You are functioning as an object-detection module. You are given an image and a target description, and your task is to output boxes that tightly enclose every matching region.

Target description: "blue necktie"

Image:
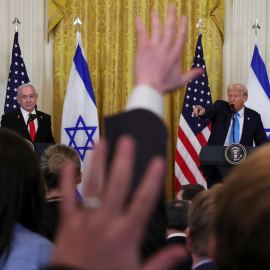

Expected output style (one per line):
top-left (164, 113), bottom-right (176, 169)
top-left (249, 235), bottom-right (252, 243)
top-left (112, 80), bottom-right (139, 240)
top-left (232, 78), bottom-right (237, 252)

top-left (230, 112), bottom-right (239, 144)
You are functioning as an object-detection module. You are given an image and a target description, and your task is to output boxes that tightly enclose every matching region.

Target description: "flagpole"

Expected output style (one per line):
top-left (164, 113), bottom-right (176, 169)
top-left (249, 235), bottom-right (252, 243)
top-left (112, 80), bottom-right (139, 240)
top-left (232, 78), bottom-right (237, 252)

top-left (74, 17), bottom-right (82, 32)
top-left (12, 15), bottom-right (21, 33)
top-left (196, 18), bottom-right (204, 35)
top-left (252, 19), bottom-right (260, 37)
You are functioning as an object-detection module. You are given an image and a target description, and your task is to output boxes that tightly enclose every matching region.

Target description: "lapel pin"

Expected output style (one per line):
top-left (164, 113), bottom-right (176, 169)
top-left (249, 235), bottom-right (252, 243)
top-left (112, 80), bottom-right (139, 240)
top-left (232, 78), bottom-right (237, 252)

top-left (247, 117), bottom-right (250, 120)
top-left (40, 116), bottom-right (43, 119)
top-left (18, 115), bottom-right (20, 118)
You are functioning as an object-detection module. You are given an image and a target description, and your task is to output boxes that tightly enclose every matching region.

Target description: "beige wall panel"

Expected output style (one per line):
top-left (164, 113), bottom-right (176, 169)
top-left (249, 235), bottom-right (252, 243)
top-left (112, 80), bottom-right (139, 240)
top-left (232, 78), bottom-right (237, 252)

top-left (223, 0), bottom-right (270, 99)
top-left (0, 0), bottom-right (53, 124)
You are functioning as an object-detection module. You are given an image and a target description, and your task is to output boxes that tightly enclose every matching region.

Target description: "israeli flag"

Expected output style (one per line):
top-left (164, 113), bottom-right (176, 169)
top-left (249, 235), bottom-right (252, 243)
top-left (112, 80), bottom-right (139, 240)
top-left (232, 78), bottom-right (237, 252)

top-left (246, 36), bottom-right (270, 141)
top-left (61, 32), bottom-right (100, 195)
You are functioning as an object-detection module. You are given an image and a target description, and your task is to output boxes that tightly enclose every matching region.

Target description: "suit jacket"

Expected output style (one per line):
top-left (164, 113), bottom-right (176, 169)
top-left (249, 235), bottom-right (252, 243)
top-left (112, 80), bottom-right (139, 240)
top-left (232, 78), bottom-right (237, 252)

top-left (104, 109), bottom-right (167, 261)
top-left (1, 108), bottom-right (55, 143)
top-left (166, 236), bottom-right (192, 270)
top-left (201, 100), bottom-right (268, 146)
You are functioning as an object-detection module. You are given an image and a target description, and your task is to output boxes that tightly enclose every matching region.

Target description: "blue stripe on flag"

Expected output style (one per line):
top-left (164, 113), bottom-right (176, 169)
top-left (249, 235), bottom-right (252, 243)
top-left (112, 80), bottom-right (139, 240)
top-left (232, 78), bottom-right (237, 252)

top-left (251, 45), bottom-right (270, 100)
top-left (73, 45), bottom-right (97, 106)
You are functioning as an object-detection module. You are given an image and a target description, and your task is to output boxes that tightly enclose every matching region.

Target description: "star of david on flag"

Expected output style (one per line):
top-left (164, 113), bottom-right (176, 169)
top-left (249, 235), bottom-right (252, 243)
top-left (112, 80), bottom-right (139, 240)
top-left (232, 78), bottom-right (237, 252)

top-left (4, 32), bottom-right (30, 114)
top-left (174, 34), bottom-right (212, 190)
top-left (65, 115), bottom-right (97, 161)
top-left (246, 35), bottom-right (270, 141)
top-left (61, 31), bottom-right (100, 195)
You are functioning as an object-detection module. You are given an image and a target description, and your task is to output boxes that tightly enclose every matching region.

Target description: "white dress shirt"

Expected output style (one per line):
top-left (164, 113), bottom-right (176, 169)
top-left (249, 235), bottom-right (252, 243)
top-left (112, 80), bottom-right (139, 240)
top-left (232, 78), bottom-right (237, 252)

top-left (125, 85), bottom-right (163, 118)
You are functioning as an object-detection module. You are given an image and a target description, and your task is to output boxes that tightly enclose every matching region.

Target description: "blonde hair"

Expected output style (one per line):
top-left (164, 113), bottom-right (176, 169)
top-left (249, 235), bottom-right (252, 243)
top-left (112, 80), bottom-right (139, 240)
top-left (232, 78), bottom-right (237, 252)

top-left (188, 184), bottom-right (223, 257)
top-left (227, 83), bottom-right (248, 97)
top-left (40, 144), bottom-right (81, 190)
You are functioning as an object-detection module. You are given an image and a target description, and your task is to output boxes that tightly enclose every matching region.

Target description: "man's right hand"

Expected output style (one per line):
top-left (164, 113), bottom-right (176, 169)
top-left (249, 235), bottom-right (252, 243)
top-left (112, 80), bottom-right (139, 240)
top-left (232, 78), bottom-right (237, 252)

top-left (193, 105), bottom-right (204, 117)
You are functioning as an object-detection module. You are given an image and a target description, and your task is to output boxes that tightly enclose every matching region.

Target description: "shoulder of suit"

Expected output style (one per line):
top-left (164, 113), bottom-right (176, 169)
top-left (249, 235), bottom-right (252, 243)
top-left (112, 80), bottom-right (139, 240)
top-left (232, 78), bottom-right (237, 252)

top-left (214, 100), bottom-right (227, 105)
top-left (244, 106), bottom-right (261, 117)
top-left (36, 110), bottom-right (51, 118)
top-left (2, 109), bottom-right (21, 118)
top-left (213, 100), bottom-right (228, 109)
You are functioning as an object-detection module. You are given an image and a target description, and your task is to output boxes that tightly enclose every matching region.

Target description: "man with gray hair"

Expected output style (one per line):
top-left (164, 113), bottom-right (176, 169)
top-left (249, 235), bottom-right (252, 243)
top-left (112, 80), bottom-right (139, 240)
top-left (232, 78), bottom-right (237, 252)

top-left (1, 84), bottom-right (55, 143)
top-left (193, 83), bottom-right (267, 147)
top-left (193, 83), bottom-right (268, 187)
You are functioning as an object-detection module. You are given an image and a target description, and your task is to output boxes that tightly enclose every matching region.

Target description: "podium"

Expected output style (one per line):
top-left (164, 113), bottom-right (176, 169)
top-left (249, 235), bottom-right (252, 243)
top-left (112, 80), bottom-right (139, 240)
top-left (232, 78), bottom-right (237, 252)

top-left (199, 146), bottom-right (255, 178)
top-left (34, 143), bottom-right (55, 160)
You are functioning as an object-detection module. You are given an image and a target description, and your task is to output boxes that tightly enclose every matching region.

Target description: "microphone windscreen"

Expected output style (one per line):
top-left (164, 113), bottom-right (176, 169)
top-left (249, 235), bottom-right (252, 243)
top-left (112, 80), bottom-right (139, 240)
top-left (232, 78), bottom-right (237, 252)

top-left (229, 104), bottom-right (235, 114)
top-left (29, 114), bottom-right (37, 121)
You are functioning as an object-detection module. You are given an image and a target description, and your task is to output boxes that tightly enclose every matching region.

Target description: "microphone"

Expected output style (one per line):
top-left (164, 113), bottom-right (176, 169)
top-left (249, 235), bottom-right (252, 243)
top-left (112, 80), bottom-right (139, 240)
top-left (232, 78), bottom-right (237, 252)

top-left (27, 114), bottom-right (37, 126)
top-left (229, 104), bottom-right (235, 114)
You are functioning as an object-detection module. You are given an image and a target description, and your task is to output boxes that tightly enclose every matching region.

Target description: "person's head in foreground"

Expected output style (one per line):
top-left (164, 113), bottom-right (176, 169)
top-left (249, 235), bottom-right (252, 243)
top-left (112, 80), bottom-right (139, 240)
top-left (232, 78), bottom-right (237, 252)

top-left (215, 143), bottom-right (270, 270)
top-left (177, 183), bottom-right (205, 203)
top-left (40, 144), bottom-right (82, 198)
top-left (0, 127), bottom-right (46, 266)
top-left (187, 184), bottom-right (223, 268)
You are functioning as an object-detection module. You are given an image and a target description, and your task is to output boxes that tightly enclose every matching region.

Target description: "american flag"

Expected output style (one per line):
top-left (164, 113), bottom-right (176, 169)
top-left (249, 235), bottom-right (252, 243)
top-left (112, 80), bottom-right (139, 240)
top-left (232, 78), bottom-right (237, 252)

top-left (174, 34), bottom-right (212, 190)
top-left (4, 32), bottom-right (30, 114)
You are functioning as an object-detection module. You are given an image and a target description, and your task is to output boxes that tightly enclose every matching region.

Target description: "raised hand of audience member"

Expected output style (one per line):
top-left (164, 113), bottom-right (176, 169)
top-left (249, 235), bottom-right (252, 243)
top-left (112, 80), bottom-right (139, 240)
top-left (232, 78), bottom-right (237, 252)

top-left (135, 4), bottom-right (204, 95)
top-left (50, 137), bottom-right (187, 270)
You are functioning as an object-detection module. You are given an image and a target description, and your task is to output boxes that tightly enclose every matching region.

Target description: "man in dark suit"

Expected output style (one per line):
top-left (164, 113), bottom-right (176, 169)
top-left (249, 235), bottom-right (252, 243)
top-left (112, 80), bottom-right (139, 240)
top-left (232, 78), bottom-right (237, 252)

top-left (165, 200), bottom-right (192, 270)
top-left (193, 83), bottom-right (268, 186)
top-left (1, 84), bottom-right (55, 143)
top-left (165, 200), bottom-right (189, 246)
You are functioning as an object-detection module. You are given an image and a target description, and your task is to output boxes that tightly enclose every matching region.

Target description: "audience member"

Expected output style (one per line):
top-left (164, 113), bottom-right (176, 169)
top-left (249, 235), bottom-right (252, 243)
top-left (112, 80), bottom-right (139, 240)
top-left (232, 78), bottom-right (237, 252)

top-left (39, 144), bottom-right (82, 242)
top-left (215, 144), bottom-right (270, 270)
top-left (166, 200), bottom-right (192, 270)
top-left (165, 200), bottom-right (189, 246)
top-left (186, 184), bottom-right (223, 270)
top-left (0, 128), bottom-right (53, 269)
top-left (176, 184), bottom-right (205, 203)
top-left (103, 3), bottom-right (203, 261)
top-left (46, 4), bottom-right (203, 270)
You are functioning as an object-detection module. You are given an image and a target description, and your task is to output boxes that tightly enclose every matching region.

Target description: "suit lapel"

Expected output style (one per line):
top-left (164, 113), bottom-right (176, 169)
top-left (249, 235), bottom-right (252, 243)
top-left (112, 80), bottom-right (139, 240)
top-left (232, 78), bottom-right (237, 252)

top-left (16, 109), bottom-right (32, 141)
top-left (35, 111), bottom-right (43, 141)
top-left (241, 107), bottom-right (250, 144)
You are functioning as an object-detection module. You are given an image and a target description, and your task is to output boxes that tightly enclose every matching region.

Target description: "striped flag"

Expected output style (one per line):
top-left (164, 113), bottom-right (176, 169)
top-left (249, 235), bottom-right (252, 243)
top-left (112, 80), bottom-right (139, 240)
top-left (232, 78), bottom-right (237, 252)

top-left (246, 36), bottom-right (270, 141)
top-left (61, 32), bottom-right (100, 195)
top-left (174, 34), bottom-right (212, 191)
top-left (4, 32), bottom-right (30, 114)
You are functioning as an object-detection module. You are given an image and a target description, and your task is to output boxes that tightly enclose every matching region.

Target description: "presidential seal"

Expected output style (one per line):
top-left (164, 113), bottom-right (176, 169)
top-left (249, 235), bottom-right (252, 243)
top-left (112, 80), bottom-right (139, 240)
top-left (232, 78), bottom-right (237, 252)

top-left (225, 143), bottom-right (247, 165)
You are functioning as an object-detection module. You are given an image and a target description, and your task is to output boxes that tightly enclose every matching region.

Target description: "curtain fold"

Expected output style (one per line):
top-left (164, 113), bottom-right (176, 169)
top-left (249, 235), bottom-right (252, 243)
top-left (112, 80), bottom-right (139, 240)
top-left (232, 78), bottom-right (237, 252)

top-left (49, 0), bottom-right (224, 200)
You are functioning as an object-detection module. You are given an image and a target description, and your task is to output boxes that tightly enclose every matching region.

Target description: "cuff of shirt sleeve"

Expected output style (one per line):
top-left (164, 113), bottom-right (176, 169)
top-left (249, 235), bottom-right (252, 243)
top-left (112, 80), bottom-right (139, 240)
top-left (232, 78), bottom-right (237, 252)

top-left (125, 85), bottom-right (163, 118)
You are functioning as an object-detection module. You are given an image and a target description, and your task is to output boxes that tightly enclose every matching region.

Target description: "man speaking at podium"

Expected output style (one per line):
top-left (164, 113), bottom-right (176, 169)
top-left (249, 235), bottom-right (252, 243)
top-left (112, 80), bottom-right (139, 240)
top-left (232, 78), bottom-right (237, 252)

top-left (193, 83), bottom-right (268, 186)
top-left (1, 84), bottom-right (55, 143)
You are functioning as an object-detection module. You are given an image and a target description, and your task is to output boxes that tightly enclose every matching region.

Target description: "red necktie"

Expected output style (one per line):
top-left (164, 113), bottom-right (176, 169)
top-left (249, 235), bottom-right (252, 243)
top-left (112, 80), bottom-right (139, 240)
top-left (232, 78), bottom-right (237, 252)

top-left (29, 114), bottom-right (36, 142)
